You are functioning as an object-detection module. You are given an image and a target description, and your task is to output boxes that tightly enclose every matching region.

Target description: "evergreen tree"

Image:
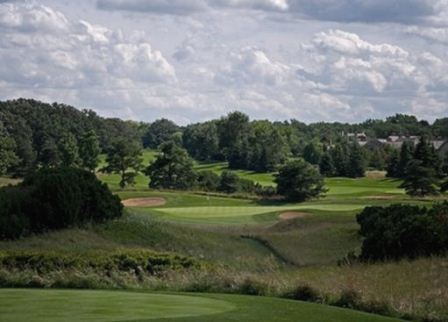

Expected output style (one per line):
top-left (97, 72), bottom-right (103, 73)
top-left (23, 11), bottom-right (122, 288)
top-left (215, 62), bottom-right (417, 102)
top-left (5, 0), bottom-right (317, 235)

top-left (347, 143), bottom-right (366, 178)
top-left (397, 141), bottom-right (414, 178)
top-left (103, 139), bottom-right (143, 188)
top-left (330, 143), bottom-right (349, 176)
top-left (386, 149), bottom-right (400, 178)
top-left (275, 159), bottom-right (326, 202)
top-left (79, 130), bottom-right (101, 172)
top-left (319, 152), bottom-right (335, 177)
top-left (145, 141), bottom-right (196, 190)
top-left (400, 160), bottom-right (439, 196)
top-left (414, 136), bottom-right (439, 169)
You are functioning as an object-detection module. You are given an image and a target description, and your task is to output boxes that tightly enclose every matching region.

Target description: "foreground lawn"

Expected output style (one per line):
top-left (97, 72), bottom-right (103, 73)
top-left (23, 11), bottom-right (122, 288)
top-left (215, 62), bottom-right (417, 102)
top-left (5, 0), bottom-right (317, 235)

top-left (0, 289), bottom-right (402, 322)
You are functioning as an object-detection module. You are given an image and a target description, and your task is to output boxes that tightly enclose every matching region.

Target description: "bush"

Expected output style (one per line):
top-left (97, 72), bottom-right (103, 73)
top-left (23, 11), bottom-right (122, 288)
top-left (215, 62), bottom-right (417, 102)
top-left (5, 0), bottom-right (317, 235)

top-left (283, 285), bottom-right (321, 302)
top-left (237, 278), bottom-right (267, 296)
top-left (357, 203), bottom-right (448, 261)
top-left (0, 167), bottom-right (122, 239)
top-left (334, 289), bottom-right (361, 309)
top-left (196, 171), bottom-right (220, 192)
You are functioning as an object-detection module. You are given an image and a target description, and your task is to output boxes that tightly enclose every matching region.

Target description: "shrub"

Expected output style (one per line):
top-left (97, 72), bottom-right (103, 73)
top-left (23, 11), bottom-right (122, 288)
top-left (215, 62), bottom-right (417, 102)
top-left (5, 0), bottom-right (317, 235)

top-left (0, 167), bottom-right (122, 239)
top-left (237, 278), bottom-right (267, 296)
top-left (196, 171), bottom-right (220, 192)
top-left (357, 203), bottom-right (448, 261)
top-left (334, 289), bottom-right (361, 309)
top-left (283, 285), bottom-right (321, 302)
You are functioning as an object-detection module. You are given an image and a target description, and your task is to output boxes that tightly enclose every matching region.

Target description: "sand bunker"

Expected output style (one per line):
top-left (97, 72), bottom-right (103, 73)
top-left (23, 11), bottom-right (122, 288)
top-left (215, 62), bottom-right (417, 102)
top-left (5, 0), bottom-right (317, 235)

top-left (363, 195), bottom-right (397, 200)
top-left (122, 197), bottom-right (166, 207)
top-left (279, 211), bottom-right (310, 220)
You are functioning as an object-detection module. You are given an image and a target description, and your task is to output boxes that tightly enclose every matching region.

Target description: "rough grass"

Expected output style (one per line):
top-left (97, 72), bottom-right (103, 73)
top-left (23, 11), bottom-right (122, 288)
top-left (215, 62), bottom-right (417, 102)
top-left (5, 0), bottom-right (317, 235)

top-left (0, 289), bottom-right (403, 322)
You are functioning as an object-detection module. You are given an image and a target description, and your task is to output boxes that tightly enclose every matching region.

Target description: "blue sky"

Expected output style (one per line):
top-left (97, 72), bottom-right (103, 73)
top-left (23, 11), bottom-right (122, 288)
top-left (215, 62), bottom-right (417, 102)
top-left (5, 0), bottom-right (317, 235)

top-left (1, 0), bottom-right (448, 124)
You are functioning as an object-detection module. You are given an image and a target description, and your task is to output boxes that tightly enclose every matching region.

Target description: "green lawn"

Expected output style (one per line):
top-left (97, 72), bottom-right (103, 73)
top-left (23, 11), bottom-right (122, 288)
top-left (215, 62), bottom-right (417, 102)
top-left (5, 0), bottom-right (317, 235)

top-left (0, 289), bottom-right (403, 322)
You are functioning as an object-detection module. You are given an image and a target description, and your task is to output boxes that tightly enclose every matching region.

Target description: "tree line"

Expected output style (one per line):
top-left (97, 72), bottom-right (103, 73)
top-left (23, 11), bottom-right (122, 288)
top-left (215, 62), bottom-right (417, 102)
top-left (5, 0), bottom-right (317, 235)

top-left (1, 99), bottom-right (447, 189)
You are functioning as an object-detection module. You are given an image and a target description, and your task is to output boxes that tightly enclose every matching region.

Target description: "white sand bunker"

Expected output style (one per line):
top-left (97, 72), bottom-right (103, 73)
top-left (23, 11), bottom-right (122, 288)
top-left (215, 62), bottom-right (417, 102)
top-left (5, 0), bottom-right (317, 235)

top-left (122, 197), bottom-right (166, 207)
top-left (279, 211), bottom-right (310, 220)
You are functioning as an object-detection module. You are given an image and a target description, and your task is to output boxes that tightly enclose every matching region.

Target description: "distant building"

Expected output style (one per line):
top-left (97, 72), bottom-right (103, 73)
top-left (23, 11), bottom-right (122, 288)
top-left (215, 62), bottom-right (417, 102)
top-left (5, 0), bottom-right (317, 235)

top-left (346, 132), bottom-right (368, 146)
top-left (343, 132), bottom-right (447, 155)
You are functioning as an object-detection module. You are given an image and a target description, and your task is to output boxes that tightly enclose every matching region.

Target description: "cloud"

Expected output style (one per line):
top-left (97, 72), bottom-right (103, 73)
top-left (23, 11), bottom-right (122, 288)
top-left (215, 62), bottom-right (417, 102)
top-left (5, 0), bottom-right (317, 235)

top-left (97, 0), bottom-right (208, 15)
top-left (215, 47), bottom-right (290, 86)
top-left (0, 2), bottom-right (176, 90)
top-left (97, 0), bottom-right (288, 14)
top-left (96, 0), bottom-right (446, 25)
top-left (288, 0), bottom-right (437, 24)
top-left (297, 29), bottom-right (421, 95)
top-left (406, 26), bottom-right (448, 45)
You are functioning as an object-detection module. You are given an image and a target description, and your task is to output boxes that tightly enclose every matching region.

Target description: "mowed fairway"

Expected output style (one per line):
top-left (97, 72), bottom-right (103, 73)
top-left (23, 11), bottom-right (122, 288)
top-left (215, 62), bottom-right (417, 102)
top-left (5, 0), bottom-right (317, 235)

top-left (0, 289), bottom-right (403, 322)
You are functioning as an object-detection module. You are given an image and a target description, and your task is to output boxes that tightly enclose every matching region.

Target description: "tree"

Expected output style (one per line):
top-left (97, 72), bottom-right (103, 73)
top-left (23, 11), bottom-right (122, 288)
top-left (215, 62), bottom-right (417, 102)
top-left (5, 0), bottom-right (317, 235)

top-left (397, 141), bottom-right (414, 178)
top-left (400, 160), bottom-right (439, 196)
top-left (275, 159), bottom-right (326, 202)
top-left (40, 137), bottom-right (60, 167)
top-left (103, 139), bottom-right (143, 188)
top-left (303, 142), bottom-right (322, 165)
top-left (182, 122), bottom-right (220, 161)
top-left (145, 141), bottom-right (196, 190)
top-left (196, 171), bottom-right (220, 192)
top-left (79, 130), bottom-right (101, 172)
top-left (330, 143), bottom-right (349, 176)
top-left (218, 170), bottom-right (241, 194)
top-left (217, 112), bottom-right (250, 148)
top-left (143, 119), bottom-right (179, 149)
top-left (386, 149), bottom-right (400, 178)
top-left (319, 152), bottom-right (335, 177)
top-left (58, 133), bottom-right (80, 167)
top-left (0, 126), bottom-right (19, 175)
top-left (414, 136), bottom-right (438, 169)
top-left (347, 143), bottom-right (366, 178)
top-left (442, 180), bottom-right (448, 193)
top-left (248, 121), bottom-right (288, 172)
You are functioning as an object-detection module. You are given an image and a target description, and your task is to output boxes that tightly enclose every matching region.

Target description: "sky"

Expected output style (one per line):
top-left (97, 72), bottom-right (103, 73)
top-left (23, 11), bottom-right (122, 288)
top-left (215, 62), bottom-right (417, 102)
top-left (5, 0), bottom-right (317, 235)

top-left (1, 0), bottom-right (448, 124)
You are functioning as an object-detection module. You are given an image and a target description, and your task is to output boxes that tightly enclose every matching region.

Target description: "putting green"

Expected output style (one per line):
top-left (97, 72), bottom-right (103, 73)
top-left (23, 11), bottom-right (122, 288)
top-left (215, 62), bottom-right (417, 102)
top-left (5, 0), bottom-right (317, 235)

top-left (0, 289), bottom-right (234, 322)
top-left (0, 289), bottom-right (403, 322)
top-left (149, 204), bottom-right (365, 223)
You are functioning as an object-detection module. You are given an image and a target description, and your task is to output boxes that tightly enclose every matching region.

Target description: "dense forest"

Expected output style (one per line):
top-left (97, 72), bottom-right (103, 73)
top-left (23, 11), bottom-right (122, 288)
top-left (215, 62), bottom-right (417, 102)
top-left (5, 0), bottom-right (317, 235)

top-left (1, 98), bottom-right (447, 180)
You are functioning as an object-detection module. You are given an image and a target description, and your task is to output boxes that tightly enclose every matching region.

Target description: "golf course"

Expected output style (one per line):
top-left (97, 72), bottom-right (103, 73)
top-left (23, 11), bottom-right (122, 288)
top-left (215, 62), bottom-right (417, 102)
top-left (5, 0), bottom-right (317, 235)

top-left (2, 154), bottom-right (446, 321)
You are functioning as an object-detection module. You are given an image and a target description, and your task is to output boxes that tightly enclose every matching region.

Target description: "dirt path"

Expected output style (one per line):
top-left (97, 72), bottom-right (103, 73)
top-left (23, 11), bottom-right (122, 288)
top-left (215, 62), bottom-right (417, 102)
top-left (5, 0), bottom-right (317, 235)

top-left (122, 197), bottom-right (166, 207)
